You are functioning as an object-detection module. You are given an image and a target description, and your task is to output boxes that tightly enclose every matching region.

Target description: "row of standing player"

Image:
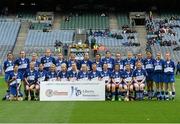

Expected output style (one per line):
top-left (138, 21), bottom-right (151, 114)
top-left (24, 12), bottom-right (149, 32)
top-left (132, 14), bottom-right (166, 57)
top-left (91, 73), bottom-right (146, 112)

top-left (3, 49), bottom-right (176, 101)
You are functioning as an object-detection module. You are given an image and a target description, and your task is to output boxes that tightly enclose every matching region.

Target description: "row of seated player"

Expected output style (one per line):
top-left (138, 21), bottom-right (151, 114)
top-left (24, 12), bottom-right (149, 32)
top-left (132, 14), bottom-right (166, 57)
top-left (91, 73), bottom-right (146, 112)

top-left (2, 50), bottom-right (176, 101)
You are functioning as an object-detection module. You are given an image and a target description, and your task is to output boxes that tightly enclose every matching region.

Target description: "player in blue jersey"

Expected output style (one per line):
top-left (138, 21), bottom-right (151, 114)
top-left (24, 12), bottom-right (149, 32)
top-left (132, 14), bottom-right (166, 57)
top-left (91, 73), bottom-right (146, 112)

top-left (88, 63), bottom-right (101, 80)
top-left (102, 51), bottom-right (115, 71)
top-left (108, 64), bottom-right (122, 101)
top-left (40, 49), bottom-right (56, 71)
top-left (78, 64), bottom-right (89, 80)
top-left (24, 62), bottom-right (39, 100)
top-left (124, 52), bottom-right (135, 70)
top-left (45, 64), bottom-right (58, 81)
top-left (8, 65), bottom-right (23, 101)
top-left (164, 52), bottom-right (176, 100)
top-left (31, 53), bottom-right (40, 71)
top-left (114, 52), bottom-right (124, 71)
top-left (93, 54), bottom-right (103, 72)
top-left (67, 53), bottom-right (80, 71)
top-left (55, 52), bottom-right (67, 73)
top-left (99, 63), bottom-right (111, 99)
top-left (100, 63), bottom-right (111, 82)
top-left (58, 63), bottom-right (69, 81)
top-left (68, 62), bottom-right (79, 81)
top-left (133, 62), bottom-right (147, 100)
top-left (121, 64), bottom-right (133, 101)
top-left (80, 53), bottom-right (92, 71)
top-left (15, 51), bottom-right (30, 99)
top-left (144, 51), bottom-right (155, 99)
top-left (2, 52), bottom-right (14, 100)
top-left (15, 50), bottom-right (30, 75)
top-left (135, 53), bottom-right (145, 69)
top-left (153, 52), bottom-right (165, 100)
top-left (37, 63), bottom-right (47, 83)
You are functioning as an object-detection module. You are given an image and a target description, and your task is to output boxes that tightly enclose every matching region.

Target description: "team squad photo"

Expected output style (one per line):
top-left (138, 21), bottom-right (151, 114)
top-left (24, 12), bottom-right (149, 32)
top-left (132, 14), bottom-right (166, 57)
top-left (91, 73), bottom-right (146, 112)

top-left (2, 49), bottom-right (176, 101)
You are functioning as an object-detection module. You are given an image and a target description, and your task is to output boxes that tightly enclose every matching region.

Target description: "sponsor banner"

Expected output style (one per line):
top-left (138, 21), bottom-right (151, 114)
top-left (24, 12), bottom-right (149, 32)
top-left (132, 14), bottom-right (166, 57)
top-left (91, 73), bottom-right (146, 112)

top-left (40, 78), bottom-right (105, 101)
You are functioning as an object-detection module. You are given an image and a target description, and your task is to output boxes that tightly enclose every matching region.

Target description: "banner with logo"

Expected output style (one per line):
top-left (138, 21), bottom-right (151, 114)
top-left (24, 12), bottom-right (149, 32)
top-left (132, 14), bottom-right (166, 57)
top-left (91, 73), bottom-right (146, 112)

top-left (40, 78), bottom-right (105, 101)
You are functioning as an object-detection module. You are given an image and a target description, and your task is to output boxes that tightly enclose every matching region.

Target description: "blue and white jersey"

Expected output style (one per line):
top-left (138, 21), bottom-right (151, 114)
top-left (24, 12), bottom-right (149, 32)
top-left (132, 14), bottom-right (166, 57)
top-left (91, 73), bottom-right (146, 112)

top-left (144, 58), bottom-right (155, 73)
top-left (58, 71), bottom-right (68, 81)
top-left (88, 71), bottom-right (100, 80)
top-left (102, 57), bottom-right (115, 71)
top-left (24, 69), bottom-right (38, 84)
top-left (154, 59), bottom-right (164, 73)
top-left (93, 61), bottom-right (103, 71)
top-left (68, 70), bottom-right (79, 80)
top-left (133, 69), bottom-right (147, 81)
top-left (46, 71), bottom-right (58, 81)
top-left (8, 71), bottom-right (23, 86)
top-left (123, 58), bottom-right (135, 70)
top-left (41, 56), bottom-right (56, 71)
top-left (3, 60), bottom-right (14, 74)
top-left (67, 60), bottom-right (79, 71)
top-left (55, 59), bottom-right (67, 72)
top-left (80, 60), bottom-right (92, 71)
top-left (31, 61), bottom-right (40, 71)
top-left (114, 59), bottom-right (124, 71)
top-left (110, 71), bottom-right (122, 82)
top-left (135, 58), bottom-right (145, 69)
top-left (122, 70), bottom-right (133, 82)
top-left (37, 70), bottom-right (47, 82)
top-left (164, 60), bottom-right (175, 75)
top-left (100, 70), bottom-right (111, 80)
top-left (15, 58), bottom-right (30, 73)
top-left (78, 71), bottom-right (89, 80)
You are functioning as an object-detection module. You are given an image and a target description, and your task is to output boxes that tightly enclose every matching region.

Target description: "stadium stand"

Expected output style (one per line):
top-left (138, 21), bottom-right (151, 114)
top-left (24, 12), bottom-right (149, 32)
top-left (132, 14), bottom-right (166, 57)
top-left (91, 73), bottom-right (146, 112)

top-left (0, 21), bottom-right (21, 62)
top-left (60, 13), bottom-right (109, 29)
top-left (24, 30), bottom-right (74, 55)
top-left (117, 13), bottom-right (130, 28)
top-left (146, 17), bottom-right (180, 63)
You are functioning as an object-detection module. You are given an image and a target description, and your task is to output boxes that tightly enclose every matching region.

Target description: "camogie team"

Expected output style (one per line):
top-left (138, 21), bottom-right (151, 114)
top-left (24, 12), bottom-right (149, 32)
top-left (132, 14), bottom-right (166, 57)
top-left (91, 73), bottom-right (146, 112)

top-left (2, 49), bottom-right (176, 101)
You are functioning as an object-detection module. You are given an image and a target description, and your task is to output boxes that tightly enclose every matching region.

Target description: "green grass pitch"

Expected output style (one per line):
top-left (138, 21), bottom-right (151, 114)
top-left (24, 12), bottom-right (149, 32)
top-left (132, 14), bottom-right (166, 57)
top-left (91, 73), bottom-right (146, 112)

top-left (0, 76), bottom-right (180, 123)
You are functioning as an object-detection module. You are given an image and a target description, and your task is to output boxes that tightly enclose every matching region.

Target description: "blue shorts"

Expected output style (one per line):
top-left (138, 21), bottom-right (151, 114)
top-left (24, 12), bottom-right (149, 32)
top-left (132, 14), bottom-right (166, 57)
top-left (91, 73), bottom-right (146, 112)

top-left (146, 72), bottom-right (154, 81)
top-left (164, 74), bottom-right (175, 83)
top-left (4, 73), bottom-right (10, 82)
top-left (10, 84), bottom-right (23, 97)
top-left (119, 82), bottom-right (127, 86)
top-left (153, 73), bottom-right (164, 83)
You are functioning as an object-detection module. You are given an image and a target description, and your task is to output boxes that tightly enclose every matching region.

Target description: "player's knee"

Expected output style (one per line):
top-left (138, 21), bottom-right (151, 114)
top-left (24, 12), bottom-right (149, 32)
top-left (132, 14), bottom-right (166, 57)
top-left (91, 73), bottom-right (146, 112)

top-left (134, 83), bottom-right (139, 90)
top-left (26, 85), bottom-right (30, 90)
top-left (140, 84), bottom-right (145, 90)
top-left (36, 85), bottom-right (40, 90)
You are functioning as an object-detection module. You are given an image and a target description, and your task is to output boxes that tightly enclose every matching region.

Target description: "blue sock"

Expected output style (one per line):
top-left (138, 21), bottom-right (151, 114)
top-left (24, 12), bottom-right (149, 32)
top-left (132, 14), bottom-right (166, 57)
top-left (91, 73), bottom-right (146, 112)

top-left (139, 90), bottom-right (144, 99)
top-left (112, 92), bottom-right (116, 97)
top-left (136, 91), bottom-right (140, 99)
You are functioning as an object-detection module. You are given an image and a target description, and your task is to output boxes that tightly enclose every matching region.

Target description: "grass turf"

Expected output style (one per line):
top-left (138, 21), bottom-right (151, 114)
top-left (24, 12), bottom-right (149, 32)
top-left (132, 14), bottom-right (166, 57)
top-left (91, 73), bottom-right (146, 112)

top-left (0, 76), bottom-right (180, 123)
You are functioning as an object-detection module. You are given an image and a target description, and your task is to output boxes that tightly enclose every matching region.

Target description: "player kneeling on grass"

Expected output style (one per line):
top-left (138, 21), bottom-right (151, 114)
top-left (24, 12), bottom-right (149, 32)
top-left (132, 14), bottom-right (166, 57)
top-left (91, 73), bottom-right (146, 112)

top-left (24, 62), bottom-right (38, 101)
top-left (100, 63), bottom-right (111, 100)
top-left (8, 65), bottom-right (23, 101)
top-left (108, 64), bottom-right (122, 101)
top-left (121, 64), bottom-right (134, 101)
top-left (133, 62), bottom-right (147, 100)
top-left (164, 52), bottom-right (176, 100)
